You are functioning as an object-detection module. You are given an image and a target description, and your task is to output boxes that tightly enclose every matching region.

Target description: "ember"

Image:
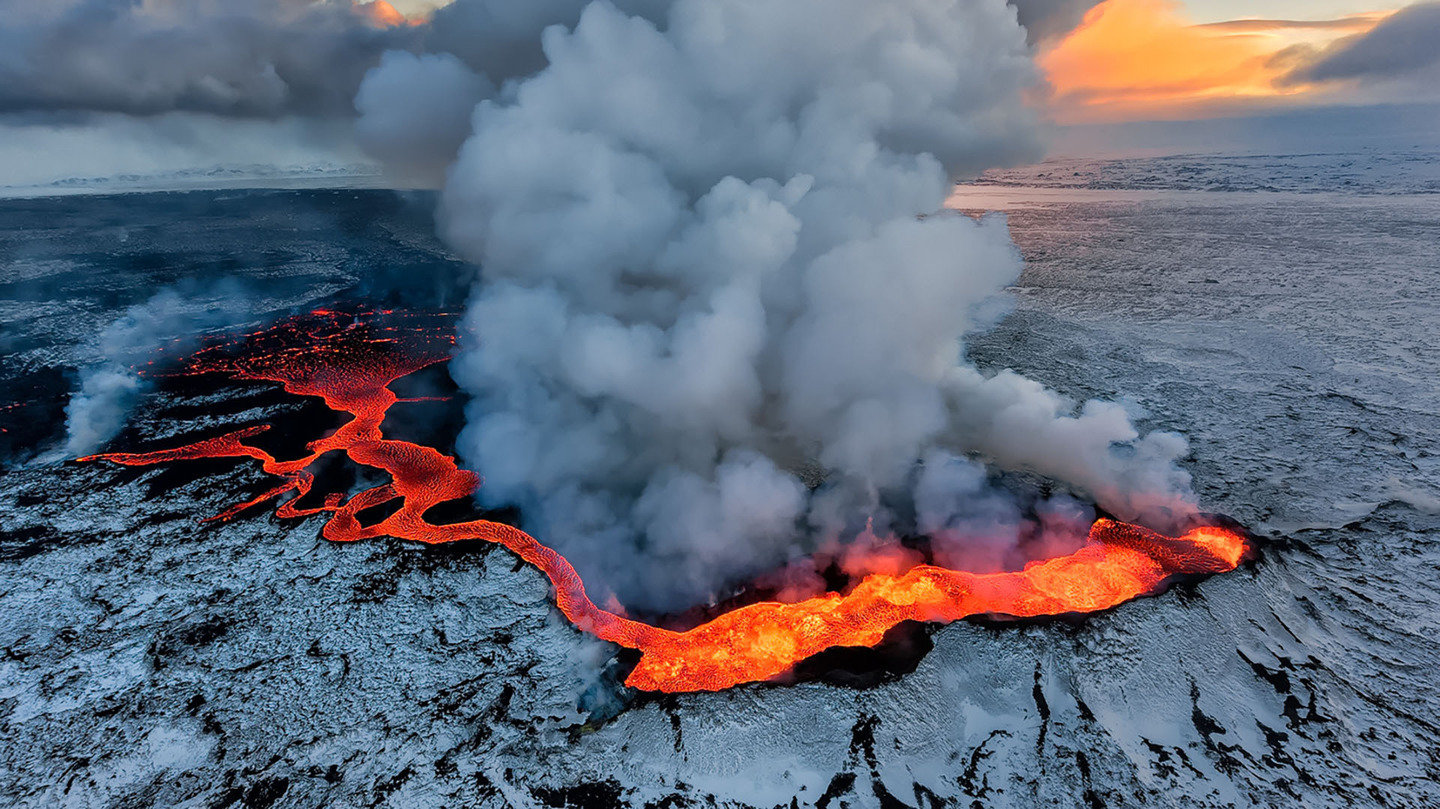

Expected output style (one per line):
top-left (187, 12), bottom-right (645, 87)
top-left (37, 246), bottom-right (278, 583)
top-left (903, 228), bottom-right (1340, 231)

top-left (82, 310), bottom-right (1250, 693)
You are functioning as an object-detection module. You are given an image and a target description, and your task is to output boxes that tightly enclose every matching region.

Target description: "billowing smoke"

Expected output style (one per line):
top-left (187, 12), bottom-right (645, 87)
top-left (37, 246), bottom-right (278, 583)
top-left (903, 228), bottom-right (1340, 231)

top-left (353, 0), bottom-right (671, 185)
top-left (350, 0), bottom-right (1201, 613)
top-left (61, 282), bottom-right (261, 457)
top-left (351, 0), bottom-right (1101, 183)
top-left (354, 51), bottom-right (494, 185)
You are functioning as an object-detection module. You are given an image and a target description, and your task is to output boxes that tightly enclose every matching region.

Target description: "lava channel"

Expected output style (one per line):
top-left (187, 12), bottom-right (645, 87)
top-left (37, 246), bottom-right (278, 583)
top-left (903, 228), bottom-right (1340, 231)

top-left (80, 308), bottom-right (1253, 693)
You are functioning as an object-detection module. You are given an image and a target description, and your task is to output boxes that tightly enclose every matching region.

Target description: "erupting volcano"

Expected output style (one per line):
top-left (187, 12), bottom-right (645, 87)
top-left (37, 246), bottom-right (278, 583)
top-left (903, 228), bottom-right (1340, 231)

top-left (81, 310), bottom-right (1251, 693)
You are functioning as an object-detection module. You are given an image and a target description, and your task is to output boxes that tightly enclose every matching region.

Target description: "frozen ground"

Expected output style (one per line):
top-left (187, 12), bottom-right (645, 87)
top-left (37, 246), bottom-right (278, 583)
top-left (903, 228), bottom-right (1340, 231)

top-left (973, 148), bottom-right (1440, 195)
top-left (1, 178), bottom-right (1438, 807)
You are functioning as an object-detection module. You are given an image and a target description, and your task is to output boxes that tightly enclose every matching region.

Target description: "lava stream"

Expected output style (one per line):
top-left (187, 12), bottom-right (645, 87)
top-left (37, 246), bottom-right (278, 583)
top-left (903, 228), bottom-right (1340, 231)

top-left (81, 310), bottom-right (1251, 693)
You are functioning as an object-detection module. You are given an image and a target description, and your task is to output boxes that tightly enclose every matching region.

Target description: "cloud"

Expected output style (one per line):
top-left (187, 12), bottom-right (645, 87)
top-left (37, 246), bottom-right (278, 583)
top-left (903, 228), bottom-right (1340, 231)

top-left (1197, 15), bottom-right (1389, 35)
top-left (0, 112), bottom-right (369, 194)
top-left (351, 0), bottom-right (674, 184)
top-left (1286, 2), bottom-right (1440, 85)
top-left (0, 0), bottom-right (418, 118)
top-left (421, 0), bottom-right (669, 81)
top-left (1009, 0), bottom-right (1104, 44)
top-left (1037, 0), bottom-right (1382, 122)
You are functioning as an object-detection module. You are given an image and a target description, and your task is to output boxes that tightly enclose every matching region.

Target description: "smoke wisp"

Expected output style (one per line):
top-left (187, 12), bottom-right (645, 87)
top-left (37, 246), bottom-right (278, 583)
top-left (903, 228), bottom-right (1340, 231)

top-left (61, 281), bottom-right (262, 458)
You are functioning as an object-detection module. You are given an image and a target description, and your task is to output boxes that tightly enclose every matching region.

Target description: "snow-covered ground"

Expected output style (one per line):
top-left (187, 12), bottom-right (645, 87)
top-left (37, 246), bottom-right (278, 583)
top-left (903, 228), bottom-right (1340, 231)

top-left (0, 163), bottom-right (387, 200)
top-left (1, 175), bottom-right (1438, 807)
top-left (971, 149), bottom-right (1440, 196)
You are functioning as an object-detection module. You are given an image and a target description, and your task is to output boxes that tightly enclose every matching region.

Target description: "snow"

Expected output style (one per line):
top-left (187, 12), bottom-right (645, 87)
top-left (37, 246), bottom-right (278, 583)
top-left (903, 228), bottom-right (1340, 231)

top-left (1, 175), bottom-right (1438, 806)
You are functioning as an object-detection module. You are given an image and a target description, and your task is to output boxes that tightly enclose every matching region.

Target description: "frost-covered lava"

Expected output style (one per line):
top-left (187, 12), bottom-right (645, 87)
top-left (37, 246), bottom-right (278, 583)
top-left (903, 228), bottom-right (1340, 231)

top-left (80, 309), bottom-right (1251, 693)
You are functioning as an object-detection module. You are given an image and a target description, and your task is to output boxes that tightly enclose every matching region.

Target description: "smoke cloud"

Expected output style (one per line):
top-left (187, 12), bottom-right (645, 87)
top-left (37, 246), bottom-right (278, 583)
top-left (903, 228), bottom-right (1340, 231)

top-left (347, 0), bottom-right (1204, 613)
top-left (61, 282), bottom-right (262, 457)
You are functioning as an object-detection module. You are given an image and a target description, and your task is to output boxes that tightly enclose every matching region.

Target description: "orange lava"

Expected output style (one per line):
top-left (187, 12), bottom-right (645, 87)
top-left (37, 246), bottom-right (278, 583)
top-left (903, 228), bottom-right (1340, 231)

top-left (81, 309), bottom-right (1251, 693)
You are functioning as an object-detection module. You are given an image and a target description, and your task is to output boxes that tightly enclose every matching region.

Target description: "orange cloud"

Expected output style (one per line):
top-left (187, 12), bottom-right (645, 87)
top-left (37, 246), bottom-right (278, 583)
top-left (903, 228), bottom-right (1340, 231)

top-left (359, 1), bottom-right (424, 28)
top-left (1196, 13), bottom-right (1389, 35)
top-left (1039, 0), bottom-right (1392, 123)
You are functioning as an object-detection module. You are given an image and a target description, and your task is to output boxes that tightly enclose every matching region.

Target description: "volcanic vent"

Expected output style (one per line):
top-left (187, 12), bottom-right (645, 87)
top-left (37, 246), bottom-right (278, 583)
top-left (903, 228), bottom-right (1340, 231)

top-left (79, 309), bottom-right (1251, 693)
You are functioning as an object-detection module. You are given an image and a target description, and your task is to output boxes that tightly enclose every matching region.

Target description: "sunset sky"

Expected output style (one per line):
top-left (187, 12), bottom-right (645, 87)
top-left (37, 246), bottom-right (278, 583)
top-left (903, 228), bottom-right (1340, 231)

top-left (1039, 0), bottom-right (1434, 123)
top-left (0, 0), bottom-right (1435, 190)
top-left (1180, 1), bottom-right (1389, 22)
top-left (382, 0), bottom-right (1432, 125)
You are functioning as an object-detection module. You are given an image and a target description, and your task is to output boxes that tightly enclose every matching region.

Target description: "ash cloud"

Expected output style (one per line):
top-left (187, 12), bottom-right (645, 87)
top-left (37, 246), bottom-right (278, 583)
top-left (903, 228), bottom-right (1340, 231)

top-left (353, 0), bottom-right (1203, 613)
top-left (61, 281), bottom-right (262, 458)
top-left (1285, 2), bottom-right (1440, 86)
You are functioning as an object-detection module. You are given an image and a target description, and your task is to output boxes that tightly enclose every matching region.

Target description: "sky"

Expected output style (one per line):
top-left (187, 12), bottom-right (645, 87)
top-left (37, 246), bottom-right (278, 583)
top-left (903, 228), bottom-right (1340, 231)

top-left (1181, 1), bottom-right (1393, 23)
top-left (0, 0), bottom-right (1435, 192)
top-left (1039, 0), bottom-right (1426, 123)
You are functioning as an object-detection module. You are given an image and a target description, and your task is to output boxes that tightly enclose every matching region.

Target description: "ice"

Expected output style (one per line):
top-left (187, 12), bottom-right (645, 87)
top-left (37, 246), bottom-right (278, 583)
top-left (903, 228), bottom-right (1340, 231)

top-left (2, 174), bottom-right (1438, 806)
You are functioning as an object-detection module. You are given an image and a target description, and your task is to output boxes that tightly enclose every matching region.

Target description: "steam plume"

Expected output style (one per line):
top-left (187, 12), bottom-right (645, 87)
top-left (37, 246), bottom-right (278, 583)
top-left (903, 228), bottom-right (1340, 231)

top-left (350, 0), bottom-right (1099, 183)
top-left (354, 0), bottom-right (1200, 612)
top-left (62, 282), bottom-right (260, 457)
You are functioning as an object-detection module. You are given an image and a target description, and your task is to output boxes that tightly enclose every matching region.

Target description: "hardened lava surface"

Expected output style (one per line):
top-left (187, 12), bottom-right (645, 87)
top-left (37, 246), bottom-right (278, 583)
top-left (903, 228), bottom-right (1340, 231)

top-left (2, 186), bottom-right (1439, 807)
top-left (82, 309), bottom-right (1247, 694)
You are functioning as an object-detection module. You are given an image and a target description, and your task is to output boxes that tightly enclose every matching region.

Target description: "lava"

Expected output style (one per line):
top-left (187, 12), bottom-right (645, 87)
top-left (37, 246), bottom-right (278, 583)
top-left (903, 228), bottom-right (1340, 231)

top-left (81, 309), bottom-right (1251, 693)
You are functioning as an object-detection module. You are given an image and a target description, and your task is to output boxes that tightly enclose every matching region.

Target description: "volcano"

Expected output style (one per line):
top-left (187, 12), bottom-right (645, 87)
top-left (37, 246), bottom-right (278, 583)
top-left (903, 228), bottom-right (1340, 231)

top-left (3, 187), bottom-right (1437, 807)
top-left (80, 308), bottom-right (1250, 693)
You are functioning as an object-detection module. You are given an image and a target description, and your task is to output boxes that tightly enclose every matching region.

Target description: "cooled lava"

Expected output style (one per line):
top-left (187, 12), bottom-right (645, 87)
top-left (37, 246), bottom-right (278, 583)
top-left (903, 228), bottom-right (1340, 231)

top-left (81, 309), bottom-right (1251, 693)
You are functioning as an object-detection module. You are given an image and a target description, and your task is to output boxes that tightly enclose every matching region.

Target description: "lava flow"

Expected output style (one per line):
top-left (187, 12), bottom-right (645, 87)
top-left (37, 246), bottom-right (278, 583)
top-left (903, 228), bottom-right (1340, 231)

top-left (81, 309), bottom-right (1252, 693)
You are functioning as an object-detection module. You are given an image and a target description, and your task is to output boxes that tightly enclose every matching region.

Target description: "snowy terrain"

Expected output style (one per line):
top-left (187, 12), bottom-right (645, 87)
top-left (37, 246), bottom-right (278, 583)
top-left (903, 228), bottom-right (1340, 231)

top-left (0, 164), bottom-right (387, 201)
top-left (974, 149), bottom-right (1440, 196)
top-left (1, 175), bottom-right (1438, 807)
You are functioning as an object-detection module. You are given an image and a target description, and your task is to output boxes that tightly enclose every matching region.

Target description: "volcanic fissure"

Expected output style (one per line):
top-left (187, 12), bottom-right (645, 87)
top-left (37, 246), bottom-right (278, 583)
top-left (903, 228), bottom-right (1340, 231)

top-left (81, 310), bottom-right (1250, 693)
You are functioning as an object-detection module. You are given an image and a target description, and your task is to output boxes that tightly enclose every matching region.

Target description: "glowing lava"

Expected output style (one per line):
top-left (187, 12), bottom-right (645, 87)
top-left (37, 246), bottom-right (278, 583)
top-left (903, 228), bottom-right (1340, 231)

top-left (82, 310), bottom-right (1251, 693)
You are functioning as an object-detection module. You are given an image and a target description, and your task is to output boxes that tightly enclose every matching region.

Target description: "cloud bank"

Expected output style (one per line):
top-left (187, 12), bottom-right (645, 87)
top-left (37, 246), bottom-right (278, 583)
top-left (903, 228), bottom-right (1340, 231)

top-left (0, 0), bottom-right (1105, 189)
top-left (0, 0), bottom-right (418, 119)
top-left (1009, 0), bottom-right (1103, 44)
top-left (1287, 2), bottom-right (1440, 86)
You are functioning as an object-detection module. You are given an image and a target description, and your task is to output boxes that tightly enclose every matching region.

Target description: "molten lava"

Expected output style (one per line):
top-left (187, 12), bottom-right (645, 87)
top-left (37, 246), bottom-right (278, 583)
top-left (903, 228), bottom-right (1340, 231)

top-left (81, 309), bottom-right (1251, 693)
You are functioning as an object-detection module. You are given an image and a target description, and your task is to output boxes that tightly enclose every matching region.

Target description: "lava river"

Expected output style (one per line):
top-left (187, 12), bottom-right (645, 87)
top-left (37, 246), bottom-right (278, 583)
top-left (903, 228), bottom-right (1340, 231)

top-left (80, 310), bottom-right (1251, 693)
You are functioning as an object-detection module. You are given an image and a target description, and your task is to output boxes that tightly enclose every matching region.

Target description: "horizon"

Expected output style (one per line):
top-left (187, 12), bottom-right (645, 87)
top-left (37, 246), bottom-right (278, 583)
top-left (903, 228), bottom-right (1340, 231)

top-left (0, 0), bottom-right (1436, 194)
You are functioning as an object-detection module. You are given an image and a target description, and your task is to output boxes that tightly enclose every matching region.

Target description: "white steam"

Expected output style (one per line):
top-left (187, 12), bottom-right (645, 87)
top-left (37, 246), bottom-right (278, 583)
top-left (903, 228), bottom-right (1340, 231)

top-left (361, 0), bottom-right (1198, 611)
top-left (61, 283), bottom-right (260, 458)
top-left (354, 51), bottom-right (494, 186)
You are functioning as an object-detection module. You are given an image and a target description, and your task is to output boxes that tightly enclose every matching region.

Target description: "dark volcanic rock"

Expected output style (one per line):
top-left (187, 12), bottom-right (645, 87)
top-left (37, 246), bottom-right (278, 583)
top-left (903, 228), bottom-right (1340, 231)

top-left (2, 184), bottom-right (1439, 807)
